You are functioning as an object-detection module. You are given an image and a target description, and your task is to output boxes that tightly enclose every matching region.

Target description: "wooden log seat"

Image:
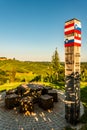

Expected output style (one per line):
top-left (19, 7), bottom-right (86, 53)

top-left (5, 94), bottom-right (20, 109)
top-left (19, 96), bottom-right (34, 113)
top-left (6, 89), bottom-right (17, 95)
top-left (48, 90), bottom-right (58, 102)
top-left (39, 94), bottom-right (54, 110)
top-left (16, 84), bottom-right (30, 97)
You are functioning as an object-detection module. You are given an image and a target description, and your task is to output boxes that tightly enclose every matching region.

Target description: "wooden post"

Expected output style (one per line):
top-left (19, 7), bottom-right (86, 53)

top-left (64, 18), bottom-right (81, 125)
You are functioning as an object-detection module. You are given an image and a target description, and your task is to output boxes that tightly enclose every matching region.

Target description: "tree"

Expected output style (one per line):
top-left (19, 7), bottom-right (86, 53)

top-left (51, 48), bottom-right (60, 81)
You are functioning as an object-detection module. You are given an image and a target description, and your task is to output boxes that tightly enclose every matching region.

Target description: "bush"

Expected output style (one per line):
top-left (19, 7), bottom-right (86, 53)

top-left (80, 106), bottom-right (87, 123)
top-left (21, 78), bottom-right (26, 82)
top-left (0, 77), bottom-right (8, 85)
top-left (30, 75), bottom-right (41, 82)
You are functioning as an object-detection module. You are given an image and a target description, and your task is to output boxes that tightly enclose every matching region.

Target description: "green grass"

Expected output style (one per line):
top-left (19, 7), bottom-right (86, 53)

top-left (16, 72), bottom-right (37, 82)
top-left (0, 82), bottom-right (22, 91)
top-left (79, 82), bottom-right (87, 129)
top-left (0, 81), bottom-right (65, 92)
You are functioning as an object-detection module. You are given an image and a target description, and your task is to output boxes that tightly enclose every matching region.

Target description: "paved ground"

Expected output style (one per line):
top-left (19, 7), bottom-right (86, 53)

top-left (0, 90), bottom-right (84, 130)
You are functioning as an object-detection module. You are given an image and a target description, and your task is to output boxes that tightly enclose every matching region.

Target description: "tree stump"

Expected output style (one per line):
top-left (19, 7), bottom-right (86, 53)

top-left (39, 94), bottom-right (54, 110)
top-left (5, 94), bottom-right (20, 109)
top-left (48, 90), bottom-right (58, 102)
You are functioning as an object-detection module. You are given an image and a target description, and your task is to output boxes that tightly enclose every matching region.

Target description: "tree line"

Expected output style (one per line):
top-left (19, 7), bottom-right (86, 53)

top-left (0, 49), bottom-right (87, 85)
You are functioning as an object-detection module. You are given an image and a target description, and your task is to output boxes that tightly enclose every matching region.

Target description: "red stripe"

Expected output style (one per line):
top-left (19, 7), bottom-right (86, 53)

top-left (64, 43), bottom-right (81, 47)
top-left (64, 30), bottom-right (74, 35)
top-left (74, 30), bottom-right (81, 34)
top-left (64, 23), bottom-right (74, 29)
top-left (74, 36), bottom-right (81, 40)
top-left (65, 29), bottom-right (81, 35)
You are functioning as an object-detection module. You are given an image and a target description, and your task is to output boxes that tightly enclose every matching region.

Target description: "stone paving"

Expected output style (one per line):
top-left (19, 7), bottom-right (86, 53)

top-left (0, 90), bottom-right (84, 130)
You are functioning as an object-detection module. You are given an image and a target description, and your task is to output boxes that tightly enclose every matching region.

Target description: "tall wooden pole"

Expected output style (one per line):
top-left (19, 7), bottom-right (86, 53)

top-left (64, 18), bottom-right (81, 124)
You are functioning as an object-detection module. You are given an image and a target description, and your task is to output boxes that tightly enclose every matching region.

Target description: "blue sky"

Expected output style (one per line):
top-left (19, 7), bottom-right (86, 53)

top-left (0, 0), bottom-right (87, 61)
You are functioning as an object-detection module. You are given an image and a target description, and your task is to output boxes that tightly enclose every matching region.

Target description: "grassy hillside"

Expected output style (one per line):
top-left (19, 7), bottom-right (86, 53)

top-left (0, 60), bottom-right (50, 74)
top-left (0, 59), bottom-right (51, 84)
top-left (0, 60), bottom-right (87, 85)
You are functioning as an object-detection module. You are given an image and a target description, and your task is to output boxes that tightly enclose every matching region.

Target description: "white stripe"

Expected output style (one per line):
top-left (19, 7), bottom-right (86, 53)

top-left (65, 34), bottom-right (81, 40)
top-left (75, 33), bottom-right (81, 37)
top-left (64, 26), bottom-right (74, 32)
top-left (64, 36), bottom-right (74, 40)
top-left (65, 21), bottom-right (73, 25)
top-left (74, 20), bottom-right (81, 26)
top-left (75, 39), bottom-right (81, 43)
top-left (75, 24), bottom-right (81, 28)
